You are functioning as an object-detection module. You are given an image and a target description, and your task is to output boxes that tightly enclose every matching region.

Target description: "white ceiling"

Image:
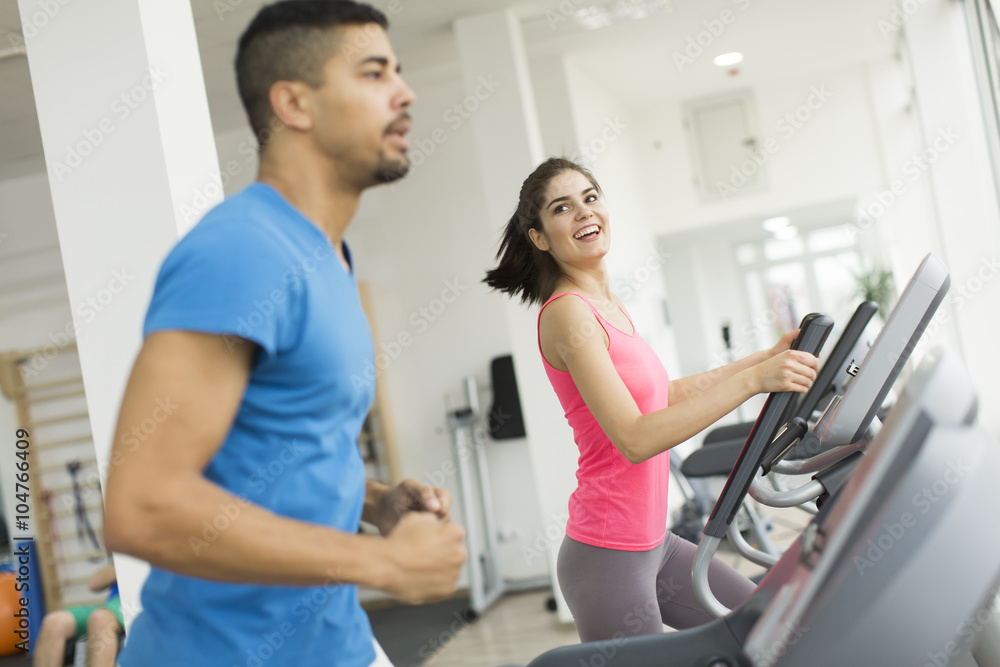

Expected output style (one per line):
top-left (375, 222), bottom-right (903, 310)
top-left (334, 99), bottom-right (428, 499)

top-left (0, 0), bottom-right (898, 182)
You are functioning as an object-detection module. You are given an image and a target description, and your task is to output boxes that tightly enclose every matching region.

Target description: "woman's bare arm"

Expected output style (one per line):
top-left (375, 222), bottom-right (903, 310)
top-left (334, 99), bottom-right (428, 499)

top-left (540, 298), bottom-right (817, 464)
top-left (669, 330), bottom-right (800, 404)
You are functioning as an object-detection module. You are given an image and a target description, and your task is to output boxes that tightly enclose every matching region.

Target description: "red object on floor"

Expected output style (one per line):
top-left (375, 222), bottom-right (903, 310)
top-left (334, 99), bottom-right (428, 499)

top-left (0, 572), bottom-right (25, 656)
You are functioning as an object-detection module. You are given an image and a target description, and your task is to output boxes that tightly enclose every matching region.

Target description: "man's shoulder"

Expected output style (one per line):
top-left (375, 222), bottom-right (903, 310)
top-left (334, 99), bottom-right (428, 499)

top-left (175, 188), bottom-right (291, 265)
top-left (192, 184), bottom-right (274, 234)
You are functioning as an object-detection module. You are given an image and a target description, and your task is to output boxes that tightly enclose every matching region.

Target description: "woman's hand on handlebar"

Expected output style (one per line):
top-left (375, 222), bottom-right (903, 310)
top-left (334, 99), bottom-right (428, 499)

top-left (749, 349), bottom-right (819, 394)
top-left (768, 329), bottom-right (800, 357)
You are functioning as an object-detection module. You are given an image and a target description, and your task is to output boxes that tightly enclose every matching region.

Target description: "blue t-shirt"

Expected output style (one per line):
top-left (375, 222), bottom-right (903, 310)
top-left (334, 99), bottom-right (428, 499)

top-left (118, 183), bottom-right (377, 667)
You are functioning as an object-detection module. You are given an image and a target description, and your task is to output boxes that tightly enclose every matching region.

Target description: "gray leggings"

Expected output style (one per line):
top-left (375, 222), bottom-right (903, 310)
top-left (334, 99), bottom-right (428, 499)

top-left (557, 532), bottom-right (756, 642)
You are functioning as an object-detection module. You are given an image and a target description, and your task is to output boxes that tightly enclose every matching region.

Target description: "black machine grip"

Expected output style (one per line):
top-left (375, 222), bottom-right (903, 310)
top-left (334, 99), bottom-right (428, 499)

top-left (793, 301), bottom-right (877, 422)
top-left (702, 313), bottom-right (834, 538)
top-left (760, 417), bottom-right (808, 474)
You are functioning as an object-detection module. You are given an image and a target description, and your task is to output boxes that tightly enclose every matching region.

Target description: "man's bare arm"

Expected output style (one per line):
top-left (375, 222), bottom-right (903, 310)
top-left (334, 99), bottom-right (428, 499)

top-left (103, 331), bottom-right (465, 602)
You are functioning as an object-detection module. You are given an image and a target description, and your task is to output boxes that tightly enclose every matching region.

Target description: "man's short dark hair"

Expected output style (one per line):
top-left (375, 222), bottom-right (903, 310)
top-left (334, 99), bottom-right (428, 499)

top-left (236, 1), bottom-right (389, 147)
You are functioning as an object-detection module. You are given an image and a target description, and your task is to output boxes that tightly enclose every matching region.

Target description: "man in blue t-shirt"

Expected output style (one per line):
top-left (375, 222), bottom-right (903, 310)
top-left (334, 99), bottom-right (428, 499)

top-left (103, 3), bottom-right (467, 666)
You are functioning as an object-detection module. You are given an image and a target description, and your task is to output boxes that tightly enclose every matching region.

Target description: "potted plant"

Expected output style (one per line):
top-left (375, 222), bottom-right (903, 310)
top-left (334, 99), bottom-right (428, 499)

top-left (854, 267), bottom-right (896, 320)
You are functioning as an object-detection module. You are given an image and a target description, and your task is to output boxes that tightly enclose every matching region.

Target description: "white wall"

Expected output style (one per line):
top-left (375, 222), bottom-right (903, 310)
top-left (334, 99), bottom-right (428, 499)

top-left (0, 172), bottom-right (72, 544)
top-left (892, 0), bottom-right (1000, 435)
top-left (530, 57), bottom-right (580, 159)
top-left (211, 126), bottom-right (259, 199)
top-left (0, 173), bottom-right (69, 350)
top-left (634, 63), bottom-right (886, 236)
top-left (648, 62), bottom-right (909, 382)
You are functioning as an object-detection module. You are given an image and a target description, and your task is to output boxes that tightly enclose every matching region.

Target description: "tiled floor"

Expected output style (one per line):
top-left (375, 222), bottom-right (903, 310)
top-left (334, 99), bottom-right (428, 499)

top-left (424, 502), bottom-right (813, 667)
top-left (420, 590), bottom-right (578, 667)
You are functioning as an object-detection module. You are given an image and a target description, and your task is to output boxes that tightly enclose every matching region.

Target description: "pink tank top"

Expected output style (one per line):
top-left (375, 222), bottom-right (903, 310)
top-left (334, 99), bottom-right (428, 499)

top-left (538, 293), bottom-right (670, 551)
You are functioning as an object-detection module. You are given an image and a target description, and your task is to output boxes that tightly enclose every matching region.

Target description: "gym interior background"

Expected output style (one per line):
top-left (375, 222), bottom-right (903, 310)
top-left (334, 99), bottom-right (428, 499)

top-left (1, 0), bottom-right (999, 664)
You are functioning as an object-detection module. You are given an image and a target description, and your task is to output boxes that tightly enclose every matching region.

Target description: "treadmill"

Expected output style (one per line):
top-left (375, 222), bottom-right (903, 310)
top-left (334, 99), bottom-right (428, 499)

top-left (526, 349), bottom-right (1000, 666)
top-left (747, 252), bottom-right (951, 512)
top-left (682, 299), bottom-right (878, 480)
top-left (706, 253), bottom-right (950, 570)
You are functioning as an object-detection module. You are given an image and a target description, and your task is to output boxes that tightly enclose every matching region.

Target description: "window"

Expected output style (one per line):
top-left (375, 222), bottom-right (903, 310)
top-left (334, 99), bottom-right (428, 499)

top-left (735, 225), bottom-right (862, 349)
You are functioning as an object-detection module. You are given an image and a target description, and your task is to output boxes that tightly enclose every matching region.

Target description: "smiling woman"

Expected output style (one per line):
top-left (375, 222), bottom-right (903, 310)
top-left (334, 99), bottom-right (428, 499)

top-left (483, 157), bottom-right (820, 644)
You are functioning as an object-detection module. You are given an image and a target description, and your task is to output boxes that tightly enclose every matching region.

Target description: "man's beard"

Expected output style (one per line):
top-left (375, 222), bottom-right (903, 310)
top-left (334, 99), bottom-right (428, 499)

top-left (374, 148), bottom-right (410, 183)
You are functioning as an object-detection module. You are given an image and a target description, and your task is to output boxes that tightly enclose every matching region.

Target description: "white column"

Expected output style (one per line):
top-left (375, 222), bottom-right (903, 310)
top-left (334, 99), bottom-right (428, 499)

top-left (453, 11), bottom-right (578, 621)
top-left (19, 0), bottom-right (222, 626)
top-left (904, 0), bottom-right (1000, 436)
top-left (530, 56), bottom-right (583, 159)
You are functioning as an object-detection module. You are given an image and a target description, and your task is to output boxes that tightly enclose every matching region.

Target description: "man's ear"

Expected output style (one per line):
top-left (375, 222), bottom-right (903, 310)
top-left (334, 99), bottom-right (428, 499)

top-left (269, 80), bottom-right (314, 133)
top-left (528, 227), bottom-right (549, 252)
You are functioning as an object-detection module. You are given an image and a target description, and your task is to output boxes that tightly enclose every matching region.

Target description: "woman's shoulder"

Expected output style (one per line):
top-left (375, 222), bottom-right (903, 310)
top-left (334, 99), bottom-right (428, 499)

top-left (538, 292), bottom-right (605, 343)
top-left (540, 291), bottom-right (593, 319)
